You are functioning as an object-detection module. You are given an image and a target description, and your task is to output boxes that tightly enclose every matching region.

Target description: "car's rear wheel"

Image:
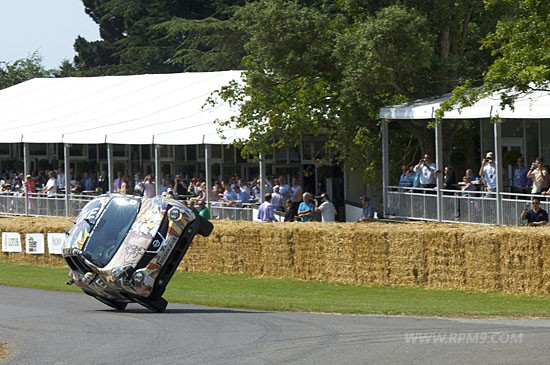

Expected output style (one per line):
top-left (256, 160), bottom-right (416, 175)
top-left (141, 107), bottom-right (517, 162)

top-left (135, 296), bottom-right (168, 313)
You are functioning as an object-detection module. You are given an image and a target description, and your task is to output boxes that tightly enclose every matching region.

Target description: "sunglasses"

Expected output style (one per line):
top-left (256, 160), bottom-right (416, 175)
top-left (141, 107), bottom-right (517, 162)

top-left (533, 202), bottom-right (540, 205)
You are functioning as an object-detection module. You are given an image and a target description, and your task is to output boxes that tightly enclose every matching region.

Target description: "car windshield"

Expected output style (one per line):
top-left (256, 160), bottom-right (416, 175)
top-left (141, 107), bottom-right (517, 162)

top-left (83, 196), bottom-right (140, 267)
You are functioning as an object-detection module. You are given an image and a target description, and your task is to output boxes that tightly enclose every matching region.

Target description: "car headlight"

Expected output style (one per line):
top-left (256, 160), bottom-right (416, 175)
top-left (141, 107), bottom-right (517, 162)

top-left (168, 207), bottom-right (182, 221)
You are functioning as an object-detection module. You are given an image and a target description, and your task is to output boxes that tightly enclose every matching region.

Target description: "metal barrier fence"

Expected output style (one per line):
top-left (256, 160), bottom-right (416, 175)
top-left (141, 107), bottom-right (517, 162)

top-left (0, 193), bottom-right (258, 221)
top-left (386, 186), bottom-right (545, 226)
top-left (0, 193), bottom-right (96, 217)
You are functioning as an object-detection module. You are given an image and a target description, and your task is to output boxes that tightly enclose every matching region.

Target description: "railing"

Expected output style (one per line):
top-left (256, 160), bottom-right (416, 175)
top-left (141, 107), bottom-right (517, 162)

top-left (0, 192), bottom-right (95, 217)
top-left (386, 186), bottom-right (543, 226)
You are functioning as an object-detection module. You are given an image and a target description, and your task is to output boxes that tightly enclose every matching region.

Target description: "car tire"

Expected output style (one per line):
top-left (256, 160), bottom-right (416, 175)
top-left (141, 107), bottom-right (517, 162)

top-left (93, 296), bottom-right (128, 311)
top-left (135, 296), bottom-right (168, 313)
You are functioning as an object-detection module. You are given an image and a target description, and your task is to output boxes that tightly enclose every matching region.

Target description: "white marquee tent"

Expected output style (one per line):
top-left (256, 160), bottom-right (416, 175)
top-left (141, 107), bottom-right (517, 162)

top-left (0, 70), bottom-right (248, 145)
top-left (380, 89), bottom-right (550, 120)
top-left (0, 70), bottom-right (251, 207)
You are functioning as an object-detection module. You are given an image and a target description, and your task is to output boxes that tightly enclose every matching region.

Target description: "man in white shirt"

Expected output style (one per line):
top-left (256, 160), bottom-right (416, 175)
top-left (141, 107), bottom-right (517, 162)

top-left (42, 171), bottom-right (58, 198)
top-left (315, 193), bottom-right (337, 222)
top-left (413, 154), bottom-right (437, 188)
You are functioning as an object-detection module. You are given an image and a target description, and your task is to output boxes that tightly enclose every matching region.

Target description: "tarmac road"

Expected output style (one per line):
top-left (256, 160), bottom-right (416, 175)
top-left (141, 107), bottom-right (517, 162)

top-left (1, 286), bottom-right (550, 364)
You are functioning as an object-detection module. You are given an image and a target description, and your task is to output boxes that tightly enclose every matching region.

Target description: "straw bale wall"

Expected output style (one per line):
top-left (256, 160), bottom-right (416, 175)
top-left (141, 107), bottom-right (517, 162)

top-left (2, 216), bottom-right (550, 295)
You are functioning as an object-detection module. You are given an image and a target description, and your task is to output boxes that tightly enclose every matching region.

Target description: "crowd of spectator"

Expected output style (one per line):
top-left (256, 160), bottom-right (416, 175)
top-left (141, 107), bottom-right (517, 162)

top-left (397, 152), bottom-right (549, 225)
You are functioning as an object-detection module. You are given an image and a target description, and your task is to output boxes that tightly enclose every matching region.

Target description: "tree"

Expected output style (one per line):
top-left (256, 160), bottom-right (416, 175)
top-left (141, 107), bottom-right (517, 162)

top-left (74, 0), bottom-right (245, 75)
top-left (215, 0), bottom-right (499, 182)
top-left (483, 0), bottom-right (549, 93)
top-left (0, 52), bottom-right (52, 90)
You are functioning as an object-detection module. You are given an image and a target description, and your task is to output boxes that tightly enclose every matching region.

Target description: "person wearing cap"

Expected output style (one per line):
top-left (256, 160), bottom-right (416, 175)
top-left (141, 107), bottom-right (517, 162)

top-left (315, 193), bottom-right (337, 222)
top-left (479, 152), bottom-right (497, 193)
top-left (359, 196), bottom-right (375, 222)
top-left (257, 193), bottom-right (276, 222)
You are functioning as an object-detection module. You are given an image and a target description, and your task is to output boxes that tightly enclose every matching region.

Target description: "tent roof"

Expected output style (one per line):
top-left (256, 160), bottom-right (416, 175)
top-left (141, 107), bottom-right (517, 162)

top-left (0, 71), bottom-right (249, 145)
top-left (379, 89), bottom-right (550, 120)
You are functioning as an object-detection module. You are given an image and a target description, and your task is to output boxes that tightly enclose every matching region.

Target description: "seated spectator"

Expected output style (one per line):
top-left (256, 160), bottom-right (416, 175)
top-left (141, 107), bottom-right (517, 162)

top-left (460, 168), bottom-right (481, 196)
top-left (233, 185), bottom-right (251, 205)
top-left (521, 197), bottom-right (548, 226)
top-left (358, 196), bottom-right (375, 222)
top-left (71, 181), bottom-right (85, 194)
top-left (222, 183), bottom-right (237, 205)
top-left (297, 192), bottom-right (316, 222)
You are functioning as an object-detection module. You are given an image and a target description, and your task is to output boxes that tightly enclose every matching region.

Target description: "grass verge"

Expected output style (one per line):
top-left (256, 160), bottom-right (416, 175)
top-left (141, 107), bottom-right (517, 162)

top-left (2, 261), bottom-right (550, 318)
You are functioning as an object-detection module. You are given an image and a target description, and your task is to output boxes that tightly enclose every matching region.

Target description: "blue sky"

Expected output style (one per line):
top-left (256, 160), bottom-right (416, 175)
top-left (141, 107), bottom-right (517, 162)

top-left (0, 0), bottom-right (100, 69)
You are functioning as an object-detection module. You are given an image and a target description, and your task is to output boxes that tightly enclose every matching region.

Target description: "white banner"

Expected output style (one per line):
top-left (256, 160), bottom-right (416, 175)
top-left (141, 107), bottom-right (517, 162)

top-left (26, 233), bottom-right (45, 254)
top-left (2, 232), bottom-right (22, 253)
top-left (47, 233), bottom-right (66, 255)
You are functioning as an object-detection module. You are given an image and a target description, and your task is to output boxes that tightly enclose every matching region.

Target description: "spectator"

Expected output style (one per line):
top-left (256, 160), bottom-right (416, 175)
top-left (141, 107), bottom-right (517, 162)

top-left (173, 174), bottom-right (188, 197)
top-left (521, 197), bottom-right (548, 226)
top-left (82, 172), bottom-right (94, 191)
top-left (257, 193), bottom-right (276, 222)
top-left (479, 152), bottom-right (497, 194)
top-left (290, 178), bottom-right (303, 220)
top-left (222, 183), bottom-right (237, 205)
top-left (41, 171), bottom-right (57, 197)
top-left (278, 176), bottom-right (291, 202)
top-left (297, 192), bottom-right (316, 222)
top-left (120, 177), bottom-right (133, 195)
top-left (399, 165), bottom-right (414, 190)
top-left (443, 166), bottom-right (457, 190)
top-left (197, 201), bottom-right (211, 220)
top-left (315, 193), bottom-right (337, 222)
top-left (113, 171), bottom-right (123, 192)
top-left (143, 175), bottom-right (156, 199)
top-left (460, 168), bottom-right (481, 196)
top-left (56, 166), bottom-right (66, 191)
top-left (527, 156), bottom-right (547, 194)
top-left (359, 196), bottom-right (375, 222)
top-left (511, 156), bottom-right (530, 194)
top-left (97, 170), bottom-right (108, 193)
top-left (271, 185), bottom-right (284, 212)
top-left (233, 185), bottom-right (251, 205)
top-left (413, 154), bottom-right (437, 189)
top-left (71, 181), bottom-right (85, 194)
top-left (283, 199), bottom-right (293, 222)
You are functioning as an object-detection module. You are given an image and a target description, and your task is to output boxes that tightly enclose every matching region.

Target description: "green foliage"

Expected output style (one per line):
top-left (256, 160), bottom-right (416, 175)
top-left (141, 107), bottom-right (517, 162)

top-left (0, 52), bottom-right (53, 89)
top-left (74, 0), bottom-right (245, 74)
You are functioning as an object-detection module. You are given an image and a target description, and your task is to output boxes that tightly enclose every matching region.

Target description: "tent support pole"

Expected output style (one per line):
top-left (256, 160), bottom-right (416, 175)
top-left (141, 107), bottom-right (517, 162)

top-left (23, 142), bottom-right (29, 216)
top-left (435, 118), bottom-right (443, 222)
top-left (154, 144), bottom-right (161, 196)
top-left (259, 152), bottom-right (264, 202)
top-left (64, 143), bottom-right (70, 216)
top-left (107, 143), bottom-right (113, 193)
top-left (381, 119), bottom-right (389, 218)
top-left (205, 144), bottom-right (210, 205)
top-left (494, 119), bottom-right (503, 225)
